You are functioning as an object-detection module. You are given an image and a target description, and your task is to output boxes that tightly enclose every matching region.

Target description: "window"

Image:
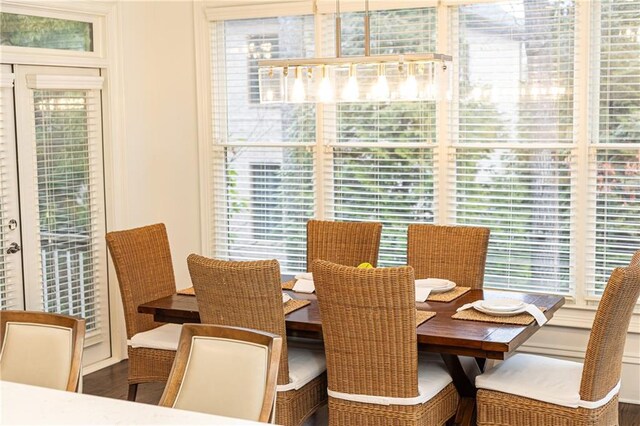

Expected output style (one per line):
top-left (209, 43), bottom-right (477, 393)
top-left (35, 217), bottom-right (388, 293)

top-left (0, 13), bottom-right (93, 51)
top-left (587, 0), bottom-right (640, 295)
top-left (207, 1), bottom-right (640, 303)
top-left (451, 1), bottom-right (575, 293)
top-left (210, 16), bottom-right (315, 272)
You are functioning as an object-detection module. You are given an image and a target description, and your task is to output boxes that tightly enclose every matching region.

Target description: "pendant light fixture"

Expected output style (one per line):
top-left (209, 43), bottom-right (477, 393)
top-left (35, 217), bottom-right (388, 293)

top-left (258, 0), bottom-right (452, 104)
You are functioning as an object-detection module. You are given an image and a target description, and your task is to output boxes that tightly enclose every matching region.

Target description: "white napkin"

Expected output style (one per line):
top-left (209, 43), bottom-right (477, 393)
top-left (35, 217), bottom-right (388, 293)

top-left (456, 302), bottom-right (548, 326)
top-left (456, 303), bottom-right (474, 313)
top-left (524, 304), bottom-right (548, 326)
top-left (295, 272), bottom-right (313, 280)
top-left (415, 288), bottom-right (432, 303)
top-left (282, 293), bottom-right (292, 304)
top-left (293, 278), bottom-right (315, 294)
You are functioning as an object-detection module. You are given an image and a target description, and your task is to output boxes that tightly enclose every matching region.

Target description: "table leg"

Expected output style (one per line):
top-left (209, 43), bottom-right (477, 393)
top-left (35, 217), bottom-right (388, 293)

top-left (441, 353), bottom-right (477, 426)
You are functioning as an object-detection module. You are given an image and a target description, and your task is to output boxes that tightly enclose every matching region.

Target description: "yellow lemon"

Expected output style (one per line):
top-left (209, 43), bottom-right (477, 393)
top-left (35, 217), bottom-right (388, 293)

top-left (357, 262), bottom-right (374, 269)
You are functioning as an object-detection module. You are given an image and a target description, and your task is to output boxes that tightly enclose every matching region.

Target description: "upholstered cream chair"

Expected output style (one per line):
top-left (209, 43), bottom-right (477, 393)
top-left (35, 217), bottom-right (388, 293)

top-left (106, 223), bottom-right (182, 400)
top-left (159, 324), bottom-right (282, 423)
top-left (306, 219), bottom-right (382, 272)
top-left (187, 255), bottom-right (327, 426)
top-left (476, 251), bottom-right (640, 425)
top-left (0, 311), bottom-right (85, 392)
top-left (407, 224), bottom-right (490, 289)
top-left (313, 260), bottom-right (459, 426)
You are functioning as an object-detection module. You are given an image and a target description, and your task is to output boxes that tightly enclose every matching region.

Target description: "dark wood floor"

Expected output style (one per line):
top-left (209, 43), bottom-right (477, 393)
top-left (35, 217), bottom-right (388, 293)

top-left (84, 360), bottom-right (640, 425)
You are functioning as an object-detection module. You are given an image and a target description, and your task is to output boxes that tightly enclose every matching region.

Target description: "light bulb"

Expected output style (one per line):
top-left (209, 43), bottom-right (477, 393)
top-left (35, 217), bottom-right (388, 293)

top-left (342, 64), bottom-right (359, 101)
top-left (291, 67), bottom-right (305, 103)
top-left (317, 66), bottom-right (334, 103)
top-left (423, 63), bottom-right (437, 101)
top-left (424, 82), bottom-right (437, 101)
top-left (372, 64), bottom-right (390, 101)
top-left (400, 64), bottom-right (418, 100)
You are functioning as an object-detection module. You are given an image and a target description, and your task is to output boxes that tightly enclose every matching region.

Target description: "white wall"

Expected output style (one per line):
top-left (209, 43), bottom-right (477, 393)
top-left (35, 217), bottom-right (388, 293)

top-left (117, 0), bottom-right (201, 287)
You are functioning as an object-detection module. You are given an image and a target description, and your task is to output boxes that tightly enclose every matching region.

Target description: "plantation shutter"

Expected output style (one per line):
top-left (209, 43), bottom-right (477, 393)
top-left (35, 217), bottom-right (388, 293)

top-left (0, 68), bottom-right (19, 310)
top-left (321, 7), bottom-right (438, 266)
top-left (586, 0), bottom-right (640, 296)
top-left (450, 1), bottom-right (576, 294)
top-left (210, 15), bottom-right (316, 272)
top-left (15, 68), bottom-right (107, 337)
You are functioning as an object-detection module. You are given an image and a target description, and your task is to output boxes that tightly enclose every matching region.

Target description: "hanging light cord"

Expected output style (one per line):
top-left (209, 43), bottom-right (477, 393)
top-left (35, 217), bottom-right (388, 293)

top-left (335, 0), bottom-right (342, 58)
top-left (364, 0), bottom-right (370, 56)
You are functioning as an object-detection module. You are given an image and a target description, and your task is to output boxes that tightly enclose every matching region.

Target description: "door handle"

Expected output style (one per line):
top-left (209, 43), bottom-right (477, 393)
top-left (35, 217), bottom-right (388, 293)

top-left (6, 242), bottom-right (21, 254)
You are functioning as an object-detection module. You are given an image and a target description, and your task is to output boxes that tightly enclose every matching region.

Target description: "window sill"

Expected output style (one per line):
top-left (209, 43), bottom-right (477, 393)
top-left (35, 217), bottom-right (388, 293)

top-left (547, 302), bottom-right (640, 333)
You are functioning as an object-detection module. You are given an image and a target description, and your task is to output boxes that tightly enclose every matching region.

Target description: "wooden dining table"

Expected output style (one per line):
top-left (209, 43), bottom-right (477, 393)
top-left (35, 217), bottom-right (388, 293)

top-left (138, 281), bottom-right (564, 426)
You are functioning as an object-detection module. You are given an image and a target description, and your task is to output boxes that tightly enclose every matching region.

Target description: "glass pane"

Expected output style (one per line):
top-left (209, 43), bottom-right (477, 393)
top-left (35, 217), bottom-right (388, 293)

top-left (34, 89), bottom-right (100, 330)
top-left (591, 149), bottom-right (640, 293)
top-left (456, 0), bottom-right (575, 145)
top-left (595, 0), bottom-right (640, 145)
top-left (216, 146), bottom-right (315, 272)
top-left (216, 16), bottom-right (315, 144)
top-left (454, 148), bottom-right (573, 294)
top-left (330, 147), bottom-right (436, 266)
top-left (1, 13), bottom-right (93, 52)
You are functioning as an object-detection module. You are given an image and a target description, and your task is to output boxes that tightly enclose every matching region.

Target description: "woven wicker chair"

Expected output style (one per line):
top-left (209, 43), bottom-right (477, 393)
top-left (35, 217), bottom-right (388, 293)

top-left (187, 255), bottom-right (327, 426)
top-left (159, 324), bottom-right (282, 423)
top-left (0, 311), bottom-right (85, 392)
top-left (476, 250), bottom-right (640, 426)
top-left (306, 219), bottom-right (382, 272)
top-left (106, 223), bottom-right (181, 401)
top-left (407, 224), bottom-right (490, 289)
top-left (313, 260), bottom-right (459, 426)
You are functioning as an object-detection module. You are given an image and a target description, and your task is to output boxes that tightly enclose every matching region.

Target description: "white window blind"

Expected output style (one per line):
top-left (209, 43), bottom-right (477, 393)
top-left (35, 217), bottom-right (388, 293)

top-left (322, 7), bottom-right (438, 266)
top-left (210, 16), bottom-right (316, 272)
top-left (30, 87), bottom-right (104, 332)
top-left (0, 74), bottom-right (16, 310)
top-left (587, 0), bottom-right (640, 295)
top-left (450, 1), bottom-right (576, 293)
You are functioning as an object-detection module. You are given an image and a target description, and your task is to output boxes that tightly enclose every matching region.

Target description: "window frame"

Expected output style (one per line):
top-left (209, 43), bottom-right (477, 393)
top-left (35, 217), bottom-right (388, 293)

top-left (0, 1), bottom-right (108, 68)
top-left (198, 0), bottom-right (640, 321)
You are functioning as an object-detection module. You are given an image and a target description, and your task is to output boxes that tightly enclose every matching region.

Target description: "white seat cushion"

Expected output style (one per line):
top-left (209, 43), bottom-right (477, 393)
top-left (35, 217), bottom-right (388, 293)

top-left (128, 324), bottom-right (182, 351)
top-left (327, 353), bottom-right (453, 406)
top-left (276, 346), bottom-right (326, 392)
top-left (476, 353), bottom-right (620, 409)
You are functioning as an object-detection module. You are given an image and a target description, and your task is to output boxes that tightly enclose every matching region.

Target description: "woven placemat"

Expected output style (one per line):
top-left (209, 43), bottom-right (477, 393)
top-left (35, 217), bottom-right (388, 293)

top-left (426, 286), bottom-right (471, 302)
top-left (416, 310), bottom-right (436, 327)
top-left (284, 299), bottom-right (310, 315)
top-left (452, 306), bottom-right (547, 326)
top-left (177, 287), bottom-right (195, 296)
top-left (281, 279), bottom-right (296, 290)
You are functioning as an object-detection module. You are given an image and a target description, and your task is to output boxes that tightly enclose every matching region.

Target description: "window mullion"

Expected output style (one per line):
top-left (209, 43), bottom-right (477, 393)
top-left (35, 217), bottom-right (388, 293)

top-left (572, 0), bottom-right (593, 306)
top-left (436, 1), bottom-right (451, 225)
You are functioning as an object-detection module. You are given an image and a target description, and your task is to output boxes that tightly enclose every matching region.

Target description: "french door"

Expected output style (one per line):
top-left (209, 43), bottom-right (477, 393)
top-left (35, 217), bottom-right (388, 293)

top-left (0, 64), bottom-right (110, 364)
